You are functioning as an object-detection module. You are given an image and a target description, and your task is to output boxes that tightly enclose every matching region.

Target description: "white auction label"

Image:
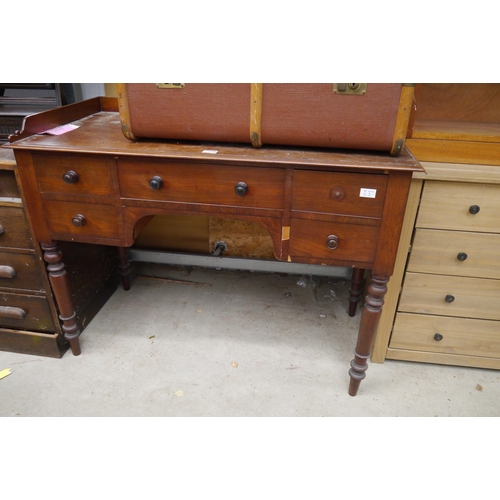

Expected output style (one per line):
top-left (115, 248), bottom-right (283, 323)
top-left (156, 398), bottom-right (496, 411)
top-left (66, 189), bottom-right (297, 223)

top-left (360, 188), bottom-right (377, 198)
top-left (202, 150), bottom-right (218, 154)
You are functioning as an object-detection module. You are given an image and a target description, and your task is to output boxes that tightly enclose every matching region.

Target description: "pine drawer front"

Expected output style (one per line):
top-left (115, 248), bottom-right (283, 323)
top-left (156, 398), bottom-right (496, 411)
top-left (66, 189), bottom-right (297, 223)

top-left (408, 229), bottom-right (500, 279)
top-left (33, 154), bottom-right (114, 199)
top-left (292, 171), bottom-right (387, 219)
top-left (417, 181), bottom-right (500, 233)
top-left (289, 219), bottom-right (379, 263)
top-left (391, 312), bottom-right (500, 359)
top-left (0, 207), bottom-right (33, 249)
top-left (0, 292), bottom-right (56, 332)
top-left (0, 252), bottom-right (44, 291)
top-left (399, 272), bottom-right (500, 321)
top-left (117, 159), bottom-right (286, 210)
top-left (43, 200), bottom-right (120, 240)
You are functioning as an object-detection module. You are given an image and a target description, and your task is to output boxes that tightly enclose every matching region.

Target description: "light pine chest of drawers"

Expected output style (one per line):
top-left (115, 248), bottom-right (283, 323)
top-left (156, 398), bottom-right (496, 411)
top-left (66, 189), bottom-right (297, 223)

top-left (373, 163), bottom-right (500, 369)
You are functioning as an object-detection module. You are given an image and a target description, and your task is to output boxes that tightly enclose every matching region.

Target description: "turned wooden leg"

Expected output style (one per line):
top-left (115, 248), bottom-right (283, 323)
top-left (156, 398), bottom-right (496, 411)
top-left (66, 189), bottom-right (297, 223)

top-left (348, 274), bottom-right (389, 396)
top-left (42, 242), bottom-right (81, 356)
top-left (117, 247), bottom-right (131, 291)
top-left (348, 268), bottom-right (365, 317)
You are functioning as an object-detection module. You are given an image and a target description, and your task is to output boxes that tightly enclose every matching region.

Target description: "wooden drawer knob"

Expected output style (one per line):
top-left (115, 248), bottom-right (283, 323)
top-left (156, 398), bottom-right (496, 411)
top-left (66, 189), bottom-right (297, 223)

top-left (434, 333), bottom-right (443, 341)
top-left (71, 214), bottom-right (87, 227)
top-left (0, 265), bottom-right (16, 279)
top-left (469, 205), bottom-right (480, 214)
top-left (0, 306), bottom-right (27, 319)
top-left (149, 176), bottom-right (163, 189)
top-left (445, 294), bottom-right (455, 303)
top-left (326, 234), bottom-right (339, 250)
top-left (62, 170), bottom-right (79, 184)
top-left (330, 186), bottom-right (345, 201)
top-left (0, 224), bottom-right (4, 235)
top-left (457, 252), bottom-right (468, 261)
top-left (235, 182), bottom-right (248, 196)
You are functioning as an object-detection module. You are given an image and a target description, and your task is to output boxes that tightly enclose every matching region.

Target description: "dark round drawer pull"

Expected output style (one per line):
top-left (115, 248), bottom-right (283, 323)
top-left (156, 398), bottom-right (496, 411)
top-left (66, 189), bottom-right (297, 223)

top-left (235, 182), bottom-right (248, 196)
top-left (330, 186), bottom-right (345, 201)
top-left (457, 252), bottom-right (468, 261)
top-left (469, 205), bottom-right (480, 215)
top-left (62, 170), bottom-right (79, 184)
top-left (149, 176), bottom-right (163, 189)
top-left (445, 294), bottom-right (455, 303)
top-left (0, 306), bottom-right (27, 319)
top-left (326, 235), bottom-right (339, 250)
top-left (72, 214), bottom-right (87, 227)
top-left (434, 333), bottom-right (443, 341)
top-left (0, 224), bottom-right (4, 235)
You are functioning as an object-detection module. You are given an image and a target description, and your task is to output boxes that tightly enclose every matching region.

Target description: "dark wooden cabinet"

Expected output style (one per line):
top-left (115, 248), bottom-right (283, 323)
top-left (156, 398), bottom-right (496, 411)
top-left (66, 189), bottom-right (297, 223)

top-left (0, 148), bottom-right (118, 357)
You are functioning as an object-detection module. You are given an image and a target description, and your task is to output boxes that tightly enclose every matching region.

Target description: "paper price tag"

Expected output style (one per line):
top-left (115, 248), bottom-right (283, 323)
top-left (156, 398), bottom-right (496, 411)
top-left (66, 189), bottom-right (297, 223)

top-left (202, 150), bottom-right (218, 154)
top-left (360, 188), bottom-right (377, 198)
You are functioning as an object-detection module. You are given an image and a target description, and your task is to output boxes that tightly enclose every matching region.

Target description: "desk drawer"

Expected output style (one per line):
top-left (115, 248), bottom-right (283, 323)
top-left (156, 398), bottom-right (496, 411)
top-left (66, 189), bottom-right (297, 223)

top-left (0, 291), bottom-right (56, 332)
top-left (33, 153), bottom-right (114, 198)
top-left (399, 272), bottom-right (500, 321)
top-left (0, 207), bottom-right (33, 249)
top-left (391, 312), bottom-right (500, 359)
top-left (0, 252), bottom-right (44, 291)
top-left (292, 171), bottom-right (387, 218)
top-left (408, 229), bottom-right (500, 279)
top-left (43, 200), bottom-right (120, 240)
top-left (117, 159), bottom-right (285, 210)
top-left (417, 181), bottom-right (500, 233)
top-left (289, 219), bottom-right (379, 263)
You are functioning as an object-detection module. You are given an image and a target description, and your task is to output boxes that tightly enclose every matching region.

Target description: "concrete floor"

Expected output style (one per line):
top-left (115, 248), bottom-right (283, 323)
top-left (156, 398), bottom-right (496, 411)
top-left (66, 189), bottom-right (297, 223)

top-left (1, 263), bottom-right (499, 417)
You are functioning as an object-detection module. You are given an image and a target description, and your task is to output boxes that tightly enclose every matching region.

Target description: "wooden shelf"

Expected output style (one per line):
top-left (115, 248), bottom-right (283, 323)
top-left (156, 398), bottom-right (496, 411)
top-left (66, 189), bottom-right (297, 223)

top-left (406, 84), bottom-right (500, 165)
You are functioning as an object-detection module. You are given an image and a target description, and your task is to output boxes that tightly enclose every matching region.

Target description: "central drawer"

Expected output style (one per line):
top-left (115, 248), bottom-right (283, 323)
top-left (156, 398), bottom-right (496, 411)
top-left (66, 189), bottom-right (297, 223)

top-left (117, 158), bottom-right (286, 210)
top-left (289, 219), bottom-right (379, 263)
top-left (292, 170), bottom-right (387, 218)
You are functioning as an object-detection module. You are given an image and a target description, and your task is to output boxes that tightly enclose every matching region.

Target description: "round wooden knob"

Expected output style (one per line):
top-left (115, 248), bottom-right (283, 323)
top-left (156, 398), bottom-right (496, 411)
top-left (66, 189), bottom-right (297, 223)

top-left (235, 182), bottom-right (248, 196)
top-left (326, 235), bottom-right (339, 250)
top-left (434, 333), bottom-right (443, 341)
top-left (62, 170), bottom-right (79, 184)
top-left (0, 224), bottom-right (4, 235)
top-left (469, 205), bottom-right (480, 214)
top-left (330, 186), bottom-right (345, 201)
top-left (445, 294), bottom-right (455, 303)
top-left (149, 176), bottom-right (163, 189)
top-left (72, 214), bottom-right (86, 227)
top-left (457, 252), bottom-right (468, 261)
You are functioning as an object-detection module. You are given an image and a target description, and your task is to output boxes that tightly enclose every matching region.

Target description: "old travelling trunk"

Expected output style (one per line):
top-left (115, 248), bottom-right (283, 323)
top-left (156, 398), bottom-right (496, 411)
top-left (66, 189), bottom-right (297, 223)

top-left (117, 83), bottom-right (414, 155)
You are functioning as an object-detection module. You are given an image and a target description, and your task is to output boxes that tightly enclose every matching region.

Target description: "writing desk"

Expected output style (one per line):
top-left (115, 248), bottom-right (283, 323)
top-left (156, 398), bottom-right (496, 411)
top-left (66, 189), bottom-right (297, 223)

top-left (6, 97), bottom-right (423, 396)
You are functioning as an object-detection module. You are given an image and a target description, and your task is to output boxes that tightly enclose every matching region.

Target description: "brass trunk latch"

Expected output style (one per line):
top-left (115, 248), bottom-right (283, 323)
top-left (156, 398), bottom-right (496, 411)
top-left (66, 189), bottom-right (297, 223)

top-left (156, 83), bottom-right (185, 89)
top-left (333, 83), bottom-right (367, 95)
